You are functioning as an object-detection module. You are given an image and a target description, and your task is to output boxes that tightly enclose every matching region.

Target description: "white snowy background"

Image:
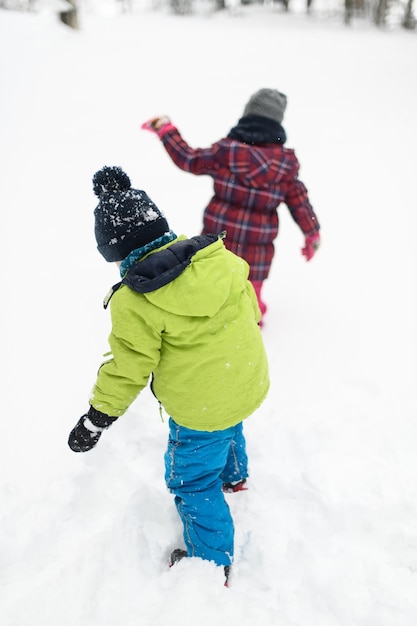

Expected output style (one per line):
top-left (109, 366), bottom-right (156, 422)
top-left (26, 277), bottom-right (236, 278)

top-left (1, 2), bottom-right (417, 625)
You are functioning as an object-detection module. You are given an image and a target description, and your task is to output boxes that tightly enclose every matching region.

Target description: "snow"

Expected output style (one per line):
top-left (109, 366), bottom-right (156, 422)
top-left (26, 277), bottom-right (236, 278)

top-left (1, 3), bottom-right (417, 625)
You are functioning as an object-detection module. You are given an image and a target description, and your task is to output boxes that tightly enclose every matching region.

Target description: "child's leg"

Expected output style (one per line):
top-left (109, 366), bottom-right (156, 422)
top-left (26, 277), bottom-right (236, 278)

top-left (220, 422), bottom-right (248, 485)
top-left (251, 280), bottom-right (267, 317)
top-left (164, 418), bottom-right (235, 567)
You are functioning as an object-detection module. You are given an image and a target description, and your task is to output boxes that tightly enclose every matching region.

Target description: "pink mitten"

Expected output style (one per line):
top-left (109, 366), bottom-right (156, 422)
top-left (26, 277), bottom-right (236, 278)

top-left (301, 233), bottom-right (320, 261)
top-left (141, 116), bottom-right (176, 138)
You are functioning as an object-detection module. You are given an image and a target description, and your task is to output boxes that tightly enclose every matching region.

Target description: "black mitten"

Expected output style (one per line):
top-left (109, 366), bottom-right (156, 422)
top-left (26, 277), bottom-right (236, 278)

top-left (68, 406), bottom-right (118, 453)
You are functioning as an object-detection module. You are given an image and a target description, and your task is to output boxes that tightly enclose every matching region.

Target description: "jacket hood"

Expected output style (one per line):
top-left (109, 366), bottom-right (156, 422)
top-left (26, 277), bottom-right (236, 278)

top-left (115, 234), bottom-right (234, 318)
top-left (215, 138), bottom-right (290, 190)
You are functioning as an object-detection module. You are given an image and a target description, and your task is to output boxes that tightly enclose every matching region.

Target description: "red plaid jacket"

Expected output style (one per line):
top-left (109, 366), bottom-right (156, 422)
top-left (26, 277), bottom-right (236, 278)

top-left (160, 127), bottom-right (320, 281)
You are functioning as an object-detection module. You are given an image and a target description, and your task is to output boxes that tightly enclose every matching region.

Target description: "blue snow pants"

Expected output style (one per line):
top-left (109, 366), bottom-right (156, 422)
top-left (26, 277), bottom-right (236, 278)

top-left (164, 418), bottom-right (248, 567)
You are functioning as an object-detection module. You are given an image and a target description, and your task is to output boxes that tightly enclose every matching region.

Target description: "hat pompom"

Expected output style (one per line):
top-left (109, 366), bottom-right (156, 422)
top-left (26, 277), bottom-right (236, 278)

top-left (93, 166), bottom-right (131, 197)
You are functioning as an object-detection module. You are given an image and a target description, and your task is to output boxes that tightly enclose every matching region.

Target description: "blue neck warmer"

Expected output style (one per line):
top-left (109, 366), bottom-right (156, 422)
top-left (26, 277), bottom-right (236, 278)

top-left (119, 230), bottom-right (177, 278)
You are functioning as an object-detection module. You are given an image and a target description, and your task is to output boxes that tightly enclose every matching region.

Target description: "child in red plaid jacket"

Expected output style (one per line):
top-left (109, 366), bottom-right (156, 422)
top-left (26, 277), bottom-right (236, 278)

top-left (142, 88), bottom-right (320, 321)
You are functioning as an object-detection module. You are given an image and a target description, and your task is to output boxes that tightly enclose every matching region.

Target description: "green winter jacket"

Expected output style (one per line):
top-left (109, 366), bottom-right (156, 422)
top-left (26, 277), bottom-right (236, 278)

top-left (90, 234), bottom-right (269, 431)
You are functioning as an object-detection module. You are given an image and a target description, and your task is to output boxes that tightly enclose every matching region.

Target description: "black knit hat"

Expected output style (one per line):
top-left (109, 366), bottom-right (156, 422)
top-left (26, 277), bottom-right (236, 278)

top-left (93, 166), bottom-right (170, 262)
top-left (243, 88), bottom-right (287, 124)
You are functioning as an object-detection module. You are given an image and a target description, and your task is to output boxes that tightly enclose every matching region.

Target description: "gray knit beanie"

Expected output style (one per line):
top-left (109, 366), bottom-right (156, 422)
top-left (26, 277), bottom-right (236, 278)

top-left (243, 88), bottom-right (287, 124)
top-left (93, 166), bottom-right (169, 262)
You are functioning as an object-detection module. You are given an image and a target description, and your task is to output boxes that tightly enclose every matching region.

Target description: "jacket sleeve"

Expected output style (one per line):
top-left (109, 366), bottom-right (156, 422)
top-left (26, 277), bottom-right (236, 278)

top-left (159, 127), bottom-right (216, 176)
top-left (90, 289), bottom-right (162, 417)
top-left (246, 280), bottom-right (262, 324)
top-left (282, 151), bottom-right (320, 236)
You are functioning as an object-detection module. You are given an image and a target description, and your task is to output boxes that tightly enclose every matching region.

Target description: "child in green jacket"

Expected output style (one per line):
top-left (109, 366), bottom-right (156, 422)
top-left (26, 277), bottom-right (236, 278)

top-left (68, 166), bottom-right (269, 582)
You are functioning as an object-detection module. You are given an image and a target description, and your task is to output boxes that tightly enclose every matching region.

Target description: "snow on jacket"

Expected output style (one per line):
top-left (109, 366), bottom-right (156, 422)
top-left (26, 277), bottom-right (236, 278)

top-left (159, 126), bottom-right (320, 281)
top-left (90, 234), bottom-right (270, 431)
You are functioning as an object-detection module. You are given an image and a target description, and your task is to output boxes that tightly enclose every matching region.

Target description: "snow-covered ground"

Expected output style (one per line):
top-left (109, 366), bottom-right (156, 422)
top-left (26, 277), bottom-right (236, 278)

top-left (1, 3), bottom-right (417, 625)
